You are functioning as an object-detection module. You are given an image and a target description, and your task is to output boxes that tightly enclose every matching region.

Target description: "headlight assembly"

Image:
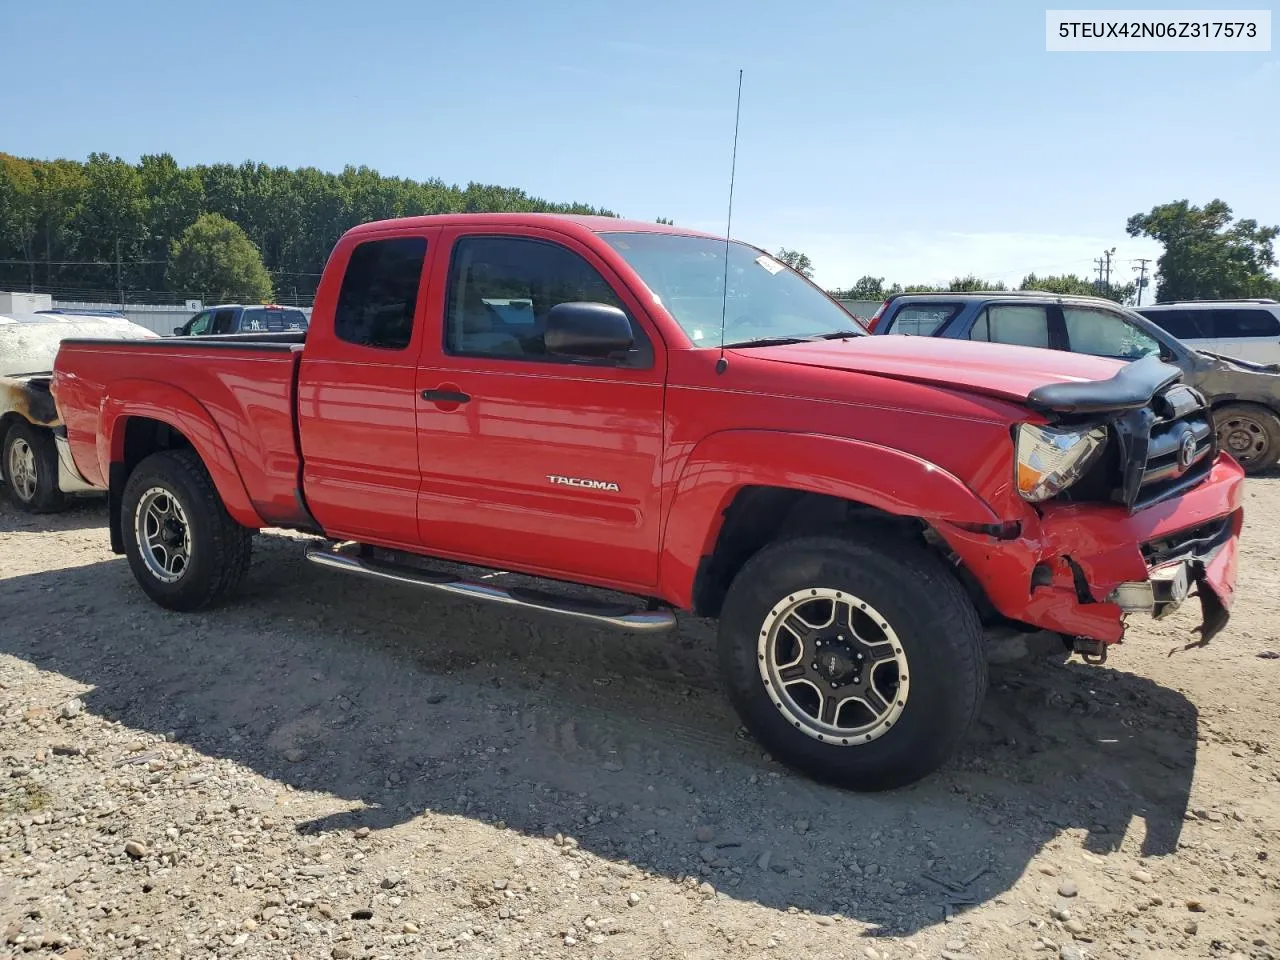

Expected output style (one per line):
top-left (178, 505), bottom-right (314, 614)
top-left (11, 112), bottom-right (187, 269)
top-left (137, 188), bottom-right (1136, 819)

top-left (1014, 423), bottom-right (1108, 502)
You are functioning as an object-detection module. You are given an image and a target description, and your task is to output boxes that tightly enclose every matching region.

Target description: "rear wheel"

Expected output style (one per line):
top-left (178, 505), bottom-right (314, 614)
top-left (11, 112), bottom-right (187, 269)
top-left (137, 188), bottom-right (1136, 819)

top-left (1214, 403), bottom-right (1280, 474)
top-left (718, 535), bottom-right (986, 790)
top-left (121, 449), bottom-right (253, 611)
top-left (2, 421), bottom-right (65, 513)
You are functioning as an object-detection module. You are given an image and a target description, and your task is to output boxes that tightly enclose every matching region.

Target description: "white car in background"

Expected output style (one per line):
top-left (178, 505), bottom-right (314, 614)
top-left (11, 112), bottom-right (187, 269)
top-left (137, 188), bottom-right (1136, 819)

top-left (1, 311), bottom-right (157, 513)
top-left (1136, 299), bottom-right (1280, 365)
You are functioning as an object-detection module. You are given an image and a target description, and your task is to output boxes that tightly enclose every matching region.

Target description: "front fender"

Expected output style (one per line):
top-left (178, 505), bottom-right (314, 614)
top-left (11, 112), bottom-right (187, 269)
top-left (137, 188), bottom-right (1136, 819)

top-left (100, 379), bottom-right (264, 529)
top-left (657, 429), bottom-right (999, 609)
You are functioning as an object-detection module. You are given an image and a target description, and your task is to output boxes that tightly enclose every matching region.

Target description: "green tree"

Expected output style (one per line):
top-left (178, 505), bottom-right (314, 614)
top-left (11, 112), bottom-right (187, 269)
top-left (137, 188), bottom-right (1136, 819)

top-left (1126, 199), bottom-right (1280, 302)
top-left (946, 274), bottom-right (1007, 292)
top-left (831, 275), bottom-right (888, 299)
top-left (169, 213), bottom-right (273, 302)
top-left (655, 217), bottom-right (674, 225)
top-left (775, 248), bottom-right (814, 278)
top-left (0, 155), bottom-right (40, 289)
top-left (1021, 272), bottom-right (1135, 304)
top-left (139, 154), bottom-right (204, 290)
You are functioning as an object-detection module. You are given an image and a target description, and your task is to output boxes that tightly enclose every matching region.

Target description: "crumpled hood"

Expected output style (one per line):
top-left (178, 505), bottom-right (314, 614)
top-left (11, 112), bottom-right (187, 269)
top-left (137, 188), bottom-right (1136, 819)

top-left (742, 335), bottom-right (1128, 405)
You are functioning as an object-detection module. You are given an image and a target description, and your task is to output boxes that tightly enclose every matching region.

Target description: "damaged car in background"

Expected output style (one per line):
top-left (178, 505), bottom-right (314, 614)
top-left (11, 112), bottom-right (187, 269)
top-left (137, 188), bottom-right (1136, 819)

top-left (1, 311), bottom-right (156, 512)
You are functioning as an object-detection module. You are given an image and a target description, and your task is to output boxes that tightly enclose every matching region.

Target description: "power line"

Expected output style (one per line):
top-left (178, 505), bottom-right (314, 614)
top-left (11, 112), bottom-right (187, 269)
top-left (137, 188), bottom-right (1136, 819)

top-left (1132, 258), bottom-right (1152, 306)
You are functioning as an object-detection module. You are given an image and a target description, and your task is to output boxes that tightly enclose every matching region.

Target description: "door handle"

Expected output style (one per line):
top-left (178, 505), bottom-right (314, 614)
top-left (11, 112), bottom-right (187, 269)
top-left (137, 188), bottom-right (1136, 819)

top-left (421, 389), bottom-right (471, 404)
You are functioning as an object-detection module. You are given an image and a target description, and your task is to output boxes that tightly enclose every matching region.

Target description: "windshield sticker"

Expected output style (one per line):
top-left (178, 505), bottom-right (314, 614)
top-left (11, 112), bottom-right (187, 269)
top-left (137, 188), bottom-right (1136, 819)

top-left (755, 255), bottom-right (785, 275)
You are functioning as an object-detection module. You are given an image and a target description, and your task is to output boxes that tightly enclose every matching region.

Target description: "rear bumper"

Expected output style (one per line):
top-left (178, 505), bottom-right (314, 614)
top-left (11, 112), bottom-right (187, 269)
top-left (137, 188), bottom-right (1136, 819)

top-left (937, 452), bottom-right (1245, 644)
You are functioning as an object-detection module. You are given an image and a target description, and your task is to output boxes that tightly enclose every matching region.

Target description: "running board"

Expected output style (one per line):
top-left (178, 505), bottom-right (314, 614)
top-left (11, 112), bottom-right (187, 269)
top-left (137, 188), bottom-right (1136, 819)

top-left (304, 542), bottom-right (677, 634)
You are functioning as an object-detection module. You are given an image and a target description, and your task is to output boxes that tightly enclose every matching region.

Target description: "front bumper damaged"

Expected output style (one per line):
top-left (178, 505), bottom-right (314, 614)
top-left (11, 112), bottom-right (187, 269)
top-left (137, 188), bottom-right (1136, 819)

top-left (936, 452), bottom-right (1245, 645)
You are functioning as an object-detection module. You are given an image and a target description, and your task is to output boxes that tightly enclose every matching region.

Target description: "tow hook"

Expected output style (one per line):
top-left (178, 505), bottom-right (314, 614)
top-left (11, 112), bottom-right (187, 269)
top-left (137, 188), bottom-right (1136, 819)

top-left (1071, 637), bottom-right (1108, 665)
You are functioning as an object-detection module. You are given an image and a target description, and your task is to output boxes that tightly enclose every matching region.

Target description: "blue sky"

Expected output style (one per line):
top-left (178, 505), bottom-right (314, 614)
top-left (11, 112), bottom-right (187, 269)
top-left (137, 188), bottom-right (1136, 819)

top-left (3, 0), bottom-right (1277, 289)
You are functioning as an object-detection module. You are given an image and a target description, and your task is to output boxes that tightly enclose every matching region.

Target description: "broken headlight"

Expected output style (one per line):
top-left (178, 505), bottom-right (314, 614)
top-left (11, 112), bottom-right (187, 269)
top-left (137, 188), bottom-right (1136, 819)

top-left (1014, 423), bottom-right (1108, 502)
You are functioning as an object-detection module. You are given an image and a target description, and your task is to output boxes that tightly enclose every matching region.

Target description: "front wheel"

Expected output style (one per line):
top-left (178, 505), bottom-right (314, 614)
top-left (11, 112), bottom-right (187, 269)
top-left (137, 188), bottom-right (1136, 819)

top-left (1214, 403), bottom-right (1280, 474)
top-left (121, 449), bottom-right (253, 611)
top-left (718, 535), bottom-right (986, 790)
top-left (3, 421), bottom-right (66, 513)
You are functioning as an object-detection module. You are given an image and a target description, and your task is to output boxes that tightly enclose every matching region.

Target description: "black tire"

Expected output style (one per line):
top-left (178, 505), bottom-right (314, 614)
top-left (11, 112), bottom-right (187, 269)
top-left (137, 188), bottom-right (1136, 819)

top-left (121, 449), bottom-right (253, 611)
top-left (1214, 403), bottom-right (1280, 474)
top-left (2, 421), bottom-right (66, 513)
top-left (718, 534), bottom-right (986, 791)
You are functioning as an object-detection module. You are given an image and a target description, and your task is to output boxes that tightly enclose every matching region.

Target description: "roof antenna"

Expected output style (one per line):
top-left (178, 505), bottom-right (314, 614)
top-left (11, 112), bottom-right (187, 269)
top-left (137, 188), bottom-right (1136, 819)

top-left (716, 69), bottom-right (744, 376)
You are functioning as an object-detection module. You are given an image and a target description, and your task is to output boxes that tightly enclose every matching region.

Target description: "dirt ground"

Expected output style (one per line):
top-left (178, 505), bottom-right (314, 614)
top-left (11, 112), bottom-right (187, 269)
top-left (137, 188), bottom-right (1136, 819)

top-left (1, 481), bottom-right (1278, 960)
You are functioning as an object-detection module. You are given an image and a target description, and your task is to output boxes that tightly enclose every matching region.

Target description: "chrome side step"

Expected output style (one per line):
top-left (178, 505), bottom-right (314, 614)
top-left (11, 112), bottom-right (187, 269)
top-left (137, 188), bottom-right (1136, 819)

top-left (304, 542), bottom-right (678, 634)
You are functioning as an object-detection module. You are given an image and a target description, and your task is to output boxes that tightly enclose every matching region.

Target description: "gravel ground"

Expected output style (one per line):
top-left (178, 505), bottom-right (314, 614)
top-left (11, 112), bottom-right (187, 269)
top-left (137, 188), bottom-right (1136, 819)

top-left (1, 480), bottom-right (1278, 960)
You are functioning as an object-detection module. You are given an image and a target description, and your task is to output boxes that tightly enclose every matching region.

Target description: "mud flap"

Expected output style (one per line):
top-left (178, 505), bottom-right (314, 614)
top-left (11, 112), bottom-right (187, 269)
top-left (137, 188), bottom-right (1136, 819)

top-left (108, 461), bottom-right (127, 554)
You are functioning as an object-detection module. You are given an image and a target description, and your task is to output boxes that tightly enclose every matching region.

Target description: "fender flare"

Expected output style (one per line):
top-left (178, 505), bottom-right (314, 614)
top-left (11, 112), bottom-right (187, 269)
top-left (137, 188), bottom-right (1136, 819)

top-left (99, 379), bottom-right (264, 533)
top-left (657, 429), bottom-right (1000, 608)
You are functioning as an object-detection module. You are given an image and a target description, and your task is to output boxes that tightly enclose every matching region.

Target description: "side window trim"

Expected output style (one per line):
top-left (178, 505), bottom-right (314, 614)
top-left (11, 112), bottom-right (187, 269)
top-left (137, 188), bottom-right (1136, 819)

top-left (442, 233), bottom-right (653, 369)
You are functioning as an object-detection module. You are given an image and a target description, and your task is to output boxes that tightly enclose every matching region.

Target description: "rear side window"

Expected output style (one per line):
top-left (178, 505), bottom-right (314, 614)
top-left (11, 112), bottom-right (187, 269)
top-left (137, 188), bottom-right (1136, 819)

top-left (887, 304), bottom-right (961, 336)
top-left (968, 304), bottom-right (1050, 349)
top-left (241, 307), bottom-right (309, 332)
top-left (1211, 308), bottom-right (1280, 338)
top-left (1139, 309), bottom-right (1206, 340)
top-left (334, 237), bottom-right (428, 350)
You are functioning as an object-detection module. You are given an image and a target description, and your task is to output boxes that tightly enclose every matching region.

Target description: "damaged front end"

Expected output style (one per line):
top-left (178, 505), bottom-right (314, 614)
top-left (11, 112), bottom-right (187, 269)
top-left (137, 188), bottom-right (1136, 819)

top-left (935, 355), bottom-right (1245, 653)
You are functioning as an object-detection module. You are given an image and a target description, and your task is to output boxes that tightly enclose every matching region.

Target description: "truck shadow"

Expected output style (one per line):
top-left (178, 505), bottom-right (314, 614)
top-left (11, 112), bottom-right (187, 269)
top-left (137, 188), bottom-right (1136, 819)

top-left (0, 533), bottom-right (1198, 935)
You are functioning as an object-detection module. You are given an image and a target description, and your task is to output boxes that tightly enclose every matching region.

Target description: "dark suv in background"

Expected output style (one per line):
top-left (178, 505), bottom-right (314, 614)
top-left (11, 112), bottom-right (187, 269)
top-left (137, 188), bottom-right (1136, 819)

top-left (174, 304), bottom-right (309, 337)
top-left (870, 291), bottom-right (1280, 473)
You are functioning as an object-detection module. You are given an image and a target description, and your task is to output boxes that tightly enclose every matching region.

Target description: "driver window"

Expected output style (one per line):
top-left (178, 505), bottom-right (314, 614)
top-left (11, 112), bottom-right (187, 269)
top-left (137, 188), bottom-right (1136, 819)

top-left (444, 235), bottom-right (649, 364)
top-left (187, 311), bottom-right (212, 335)
top-left (1063, 307), bottom-right (1160, 360)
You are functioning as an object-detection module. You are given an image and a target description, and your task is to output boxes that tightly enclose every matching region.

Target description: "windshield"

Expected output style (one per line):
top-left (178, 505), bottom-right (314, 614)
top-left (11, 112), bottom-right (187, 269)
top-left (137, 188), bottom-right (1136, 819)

top-left (600, 232), bottom-right (865, 346)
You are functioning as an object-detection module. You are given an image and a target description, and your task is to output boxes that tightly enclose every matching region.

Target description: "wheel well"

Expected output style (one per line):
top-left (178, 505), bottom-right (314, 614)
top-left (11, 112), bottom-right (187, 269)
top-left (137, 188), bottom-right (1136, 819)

top-left (690, 487), bottom-right (928, 619)
top-left (107, 417), bottom-right (195, 555)
top-left (121, 417), bottom-right (194, 475)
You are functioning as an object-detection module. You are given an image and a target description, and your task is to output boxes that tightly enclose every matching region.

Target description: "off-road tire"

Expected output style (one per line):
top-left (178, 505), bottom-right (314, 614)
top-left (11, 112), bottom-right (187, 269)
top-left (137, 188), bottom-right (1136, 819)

top-left (2, 421), bottom-right (65, 513)
top-left (121, 449), bottom-right (253, 611)
top-left (718, 534), bottom-right (986, 790)
top-left (1214, 403), bottom-right (1280, 474)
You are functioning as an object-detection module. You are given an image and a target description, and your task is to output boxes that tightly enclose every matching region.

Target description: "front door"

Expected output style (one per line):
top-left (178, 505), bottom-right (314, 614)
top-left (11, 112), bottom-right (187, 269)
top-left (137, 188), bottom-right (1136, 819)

top-left (413, 229), bottom-right (666, 590)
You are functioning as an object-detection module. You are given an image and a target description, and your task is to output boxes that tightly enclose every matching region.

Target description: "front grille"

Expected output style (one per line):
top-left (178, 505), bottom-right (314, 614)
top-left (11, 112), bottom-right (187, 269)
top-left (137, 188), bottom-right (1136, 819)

top-left (1056, 382), bottom-right (1215, 511)
top-left (1133, 384), bottom-right (1215, 507)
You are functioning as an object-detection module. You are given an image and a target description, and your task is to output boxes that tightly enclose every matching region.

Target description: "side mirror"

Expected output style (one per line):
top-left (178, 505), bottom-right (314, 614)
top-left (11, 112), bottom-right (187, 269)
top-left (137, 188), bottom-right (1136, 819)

top-left (545, 302), bottom-right (633, 359)
top-left (173, 326), bottom-right (185, 336)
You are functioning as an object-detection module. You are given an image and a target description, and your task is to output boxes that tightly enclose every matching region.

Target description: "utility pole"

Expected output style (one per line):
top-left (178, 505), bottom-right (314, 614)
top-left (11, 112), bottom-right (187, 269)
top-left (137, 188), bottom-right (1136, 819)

top-left (1133, 258), bottom-right (1152, 306)
top-left (115, 237), bottom-right (123, 309)
top-left (1103, 247), bottom-right (1115, 288)
top-left (1094, 256), bottom-right (1106, 292)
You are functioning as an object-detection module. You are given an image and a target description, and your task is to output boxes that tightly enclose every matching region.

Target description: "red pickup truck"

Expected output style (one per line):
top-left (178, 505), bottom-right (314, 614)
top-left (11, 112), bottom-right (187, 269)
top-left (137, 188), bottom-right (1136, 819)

top-left (52, 214), bottom-right (1245, 790)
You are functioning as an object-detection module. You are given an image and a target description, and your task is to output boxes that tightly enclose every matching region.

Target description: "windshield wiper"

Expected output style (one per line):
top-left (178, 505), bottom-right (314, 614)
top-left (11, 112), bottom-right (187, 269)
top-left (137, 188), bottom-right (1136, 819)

top-left (724, 329), bottom-right (863, 349)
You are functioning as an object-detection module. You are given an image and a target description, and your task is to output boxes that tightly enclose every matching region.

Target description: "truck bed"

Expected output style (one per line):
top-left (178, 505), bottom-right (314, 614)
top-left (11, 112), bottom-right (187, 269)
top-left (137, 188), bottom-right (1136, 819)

top-left (54, 332), bottom-right (309, 528)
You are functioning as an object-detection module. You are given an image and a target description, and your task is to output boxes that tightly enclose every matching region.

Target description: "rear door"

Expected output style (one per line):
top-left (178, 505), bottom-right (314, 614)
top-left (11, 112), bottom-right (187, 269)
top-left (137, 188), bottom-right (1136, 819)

top-left (297, 229), bottom-right (438, 547)
top-left (412, 227), bottom-right (666, 589)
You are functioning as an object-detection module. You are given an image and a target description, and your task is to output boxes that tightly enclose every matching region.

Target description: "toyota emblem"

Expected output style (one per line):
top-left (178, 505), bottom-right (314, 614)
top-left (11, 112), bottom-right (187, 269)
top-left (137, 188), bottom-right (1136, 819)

top-left (1177, 431), bottom-right (1197, 471)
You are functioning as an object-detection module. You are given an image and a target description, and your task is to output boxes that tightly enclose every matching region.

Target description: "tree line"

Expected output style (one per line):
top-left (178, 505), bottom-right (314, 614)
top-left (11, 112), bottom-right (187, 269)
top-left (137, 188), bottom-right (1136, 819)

top-left (0, 152), bottom-right (616, 301)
